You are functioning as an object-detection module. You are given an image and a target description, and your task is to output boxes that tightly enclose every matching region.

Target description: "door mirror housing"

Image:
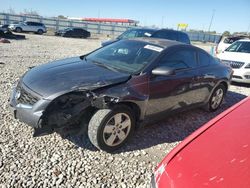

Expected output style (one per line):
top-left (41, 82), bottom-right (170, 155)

top-left (152, 66), bottom-right (175, 76)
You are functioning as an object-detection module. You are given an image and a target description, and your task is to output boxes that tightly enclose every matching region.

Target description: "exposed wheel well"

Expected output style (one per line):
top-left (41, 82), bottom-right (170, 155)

top-left (220, 81), bottom-right (228, 92)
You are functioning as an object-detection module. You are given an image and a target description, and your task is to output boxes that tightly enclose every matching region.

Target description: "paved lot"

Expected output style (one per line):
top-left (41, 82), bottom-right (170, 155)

top-left (0, 34), bottom-right (249, 187)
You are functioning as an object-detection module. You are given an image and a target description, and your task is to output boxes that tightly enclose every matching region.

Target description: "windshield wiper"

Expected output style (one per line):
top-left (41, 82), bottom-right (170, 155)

top-left (91, 60), bottom-right (119, 72)
top-left (80, 55), bottom-right (87, 60)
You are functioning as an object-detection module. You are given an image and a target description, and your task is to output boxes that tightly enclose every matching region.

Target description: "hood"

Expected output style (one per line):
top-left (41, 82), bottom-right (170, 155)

top-left (22, 57), bottom-right (130, 98)
top-left (217, 51), bottom-right (250, 63)
top-left (101, 39), bottom-right (119, 47)
top-left (154, 97), bottom-right (250, 188)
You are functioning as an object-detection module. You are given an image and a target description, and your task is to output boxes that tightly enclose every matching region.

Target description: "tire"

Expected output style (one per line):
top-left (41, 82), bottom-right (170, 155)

top-left (0, 30), bottom-right (4, 36)
top-left (206, 84), bottom-right (226, 112)
top-left (15, 27), bottom-right (22, 33)
top-left (37, 29), bottom-right (43, 35)
top-left (88, 105), bottom-right (135, 152)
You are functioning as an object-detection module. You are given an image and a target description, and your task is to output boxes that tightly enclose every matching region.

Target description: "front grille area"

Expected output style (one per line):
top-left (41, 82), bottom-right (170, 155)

top-left (232, 75), bottom-right (243, 79)
top-left (222, 60), bottom-right (244, 69)
top-left (16, 84), bottom-right (39, 105)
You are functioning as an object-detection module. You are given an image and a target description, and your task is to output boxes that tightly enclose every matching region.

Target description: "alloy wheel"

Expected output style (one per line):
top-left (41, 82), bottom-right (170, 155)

top-left (103, 113), bottom-right (131, 147)
top-left (211, 88), bottom-right (224, 110)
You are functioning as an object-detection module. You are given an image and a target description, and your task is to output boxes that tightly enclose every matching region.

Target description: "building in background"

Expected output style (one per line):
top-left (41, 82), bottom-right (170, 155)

top-left (68, 17), bottom-right (139, 26)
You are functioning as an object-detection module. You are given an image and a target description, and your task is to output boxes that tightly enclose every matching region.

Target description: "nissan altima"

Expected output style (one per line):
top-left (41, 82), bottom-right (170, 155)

top-left (9, 38), bottom-right (233, 152)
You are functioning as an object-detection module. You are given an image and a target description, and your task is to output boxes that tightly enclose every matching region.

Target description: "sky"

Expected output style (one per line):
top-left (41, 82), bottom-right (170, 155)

top-left (1, 0), bottom-right (250, 33)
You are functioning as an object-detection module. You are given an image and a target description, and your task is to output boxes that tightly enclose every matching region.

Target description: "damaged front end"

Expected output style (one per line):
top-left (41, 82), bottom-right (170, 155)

top-left (34, 90), bottom-right (122, 137)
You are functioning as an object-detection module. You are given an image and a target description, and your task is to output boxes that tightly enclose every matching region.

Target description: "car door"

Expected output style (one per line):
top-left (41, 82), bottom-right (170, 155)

top-left (146, 47), bottom-right (200, 117)
top-left (26, 22), bottom-right (35, 32)
top-left (65, 28), bottom-right (73, 37)
top-left (196, 50), bottom-right (218, 101)
top-left (73, 28), bottom-right (81, 37)
top-left (22, 22), bottom-right (30, 31)
top-left (77, 29), bottom-right (84, 38)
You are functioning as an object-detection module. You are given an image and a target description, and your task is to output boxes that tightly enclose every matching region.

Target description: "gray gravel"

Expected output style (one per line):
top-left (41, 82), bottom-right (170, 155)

top-left (0, 34), bottom-right (250, 188)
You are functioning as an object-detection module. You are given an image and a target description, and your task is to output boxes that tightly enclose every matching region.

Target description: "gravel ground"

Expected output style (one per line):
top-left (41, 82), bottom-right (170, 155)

top-left (0, 34), bottom-right (250, 188)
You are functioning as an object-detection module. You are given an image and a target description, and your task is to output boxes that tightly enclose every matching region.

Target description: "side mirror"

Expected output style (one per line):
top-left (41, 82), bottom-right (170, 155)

top-left (152, 66), bottom-right (175, 76)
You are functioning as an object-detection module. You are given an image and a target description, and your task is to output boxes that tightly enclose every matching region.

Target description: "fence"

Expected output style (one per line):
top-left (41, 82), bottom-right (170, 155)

top-left (0, 13), bottom-right (132, 35)
top-left (187, 31), bottom-right (221, 43)
top-left (0, 13), bottom-right (221, 43)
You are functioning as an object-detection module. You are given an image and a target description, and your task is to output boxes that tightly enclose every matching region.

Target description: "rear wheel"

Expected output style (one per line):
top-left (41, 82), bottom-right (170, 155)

top-left (206, 84), bottom-right (226, 112)
top-left (15, 27), bottom-right (22, 33)
top-left (88, 105), bottom-right (135, 152)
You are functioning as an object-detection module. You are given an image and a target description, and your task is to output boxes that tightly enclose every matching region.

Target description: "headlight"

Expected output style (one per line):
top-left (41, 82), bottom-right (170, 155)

top-left (245, 63), bottom-right (250, 69)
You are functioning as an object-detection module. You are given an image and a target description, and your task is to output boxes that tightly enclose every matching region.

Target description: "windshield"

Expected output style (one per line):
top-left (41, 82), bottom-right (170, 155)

top-left (117, 29), bottom-right (154, 39)
top-left (225, 41), bottom-right (250, 53)
top-left (86, 40), bottom-right (163, 74)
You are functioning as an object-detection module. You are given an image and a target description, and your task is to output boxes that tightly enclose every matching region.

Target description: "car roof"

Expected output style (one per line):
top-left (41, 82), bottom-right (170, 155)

top-left (128, 37), bottom-right (187, 49)
top-left (129, 27), bottom-right (157, 32)
top-left (65, 27), bottom-right (85, 30)
top-left (238, 38), bottom-right (250, 42)
top-left (153, 28), bottom-right (188, 35)
top-left (157, 97), bottom-right (250, 187)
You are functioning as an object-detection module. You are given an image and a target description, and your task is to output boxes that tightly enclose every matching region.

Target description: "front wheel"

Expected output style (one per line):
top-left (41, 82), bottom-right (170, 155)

top-left (88, 106), bottom-right (135, 152)
top-left (15, 27), bottom-right (22, 33)
top-left (37, 29), bottom-right (43, 35)
top-left (206, 84), bottom-right (226, 112)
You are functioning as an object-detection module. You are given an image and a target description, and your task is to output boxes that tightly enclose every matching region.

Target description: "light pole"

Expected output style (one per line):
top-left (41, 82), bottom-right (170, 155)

top-left (247, 22), bottom-right (250, 35)
top-left (207, 9), bottom-right (216, 42)
top-left (208, 9), bottom-right (216, 33)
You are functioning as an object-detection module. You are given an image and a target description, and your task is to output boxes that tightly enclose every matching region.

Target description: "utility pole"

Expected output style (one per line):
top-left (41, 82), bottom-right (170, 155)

top-left (208, 9), bottom-right (216, 33)
top-left (161, 16), bottom-right (164, 28)
top-left (247, 22), bottom-right (250, 35)
top-left (207, 9), bottom-right (216, 42)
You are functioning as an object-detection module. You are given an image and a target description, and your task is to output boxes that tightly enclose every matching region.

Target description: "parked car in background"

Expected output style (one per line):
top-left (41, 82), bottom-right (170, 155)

top-left (8, 21), bottom-right (47, 34)
top-left (151, 29), bottom-right (190, 44)
top-left (101, 28), bottom-right (157, 46)
top-left (102, 28), bottom-right (191, 47)
top-left (55, 28), bottom-right (91, 38)
top-left (0, 24), bottom-right (10, 32)
top-left (151, 96), bottom-right (250, 188)
top-left (10, 38), bottom-right (232, 152)
top-left (0, 24), bottom-right (25, 40)
top-left (215, 35), bottom-right (249, 55)
top-left (217, 39), bottom-right (250, 84)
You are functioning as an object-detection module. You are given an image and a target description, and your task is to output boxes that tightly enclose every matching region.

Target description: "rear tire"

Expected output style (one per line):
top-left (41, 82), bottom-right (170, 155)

top-left (206, 84), bottom-right (226, 112)
top-left (88, 105), bottom-right (135, 152)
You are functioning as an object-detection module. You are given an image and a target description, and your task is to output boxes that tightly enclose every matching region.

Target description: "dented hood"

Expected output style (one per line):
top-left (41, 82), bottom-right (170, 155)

top-left (22, 57), bottom-right (130, 98)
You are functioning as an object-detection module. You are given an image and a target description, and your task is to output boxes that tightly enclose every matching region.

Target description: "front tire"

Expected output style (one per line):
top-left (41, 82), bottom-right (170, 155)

top-left (37, 29), bottom-right (43, 35)
top-left (15, 27), bottom-right (22, 33)
top-left (206, 84), bottom-right (226, 112)
top-left (88, 105), bottom-right (135, 152)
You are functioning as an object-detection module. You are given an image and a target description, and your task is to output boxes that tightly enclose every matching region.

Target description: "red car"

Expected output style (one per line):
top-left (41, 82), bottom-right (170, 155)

top-left (151, 97), bottom-right (250, 188)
